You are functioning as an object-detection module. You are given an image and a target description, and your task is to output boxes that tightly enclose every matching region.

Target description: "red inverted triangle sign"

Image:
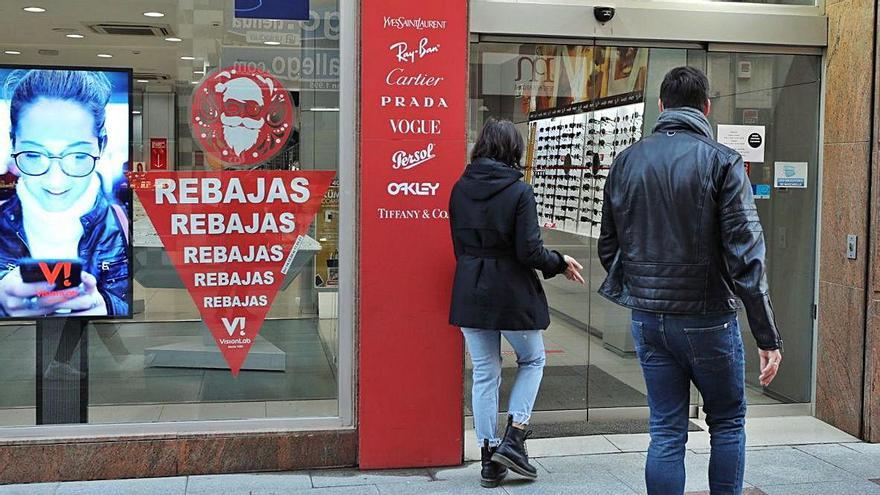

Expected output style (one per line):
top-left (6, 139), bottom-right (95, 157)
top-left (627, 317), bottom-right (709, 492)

top-left (132, 171), bottom-right (335, 375)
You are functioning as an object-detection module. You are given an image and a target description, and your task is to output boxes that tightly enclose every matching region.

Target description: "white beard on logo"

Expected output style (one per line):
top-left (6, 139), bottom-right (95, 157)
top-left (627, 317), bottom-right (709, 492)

top-left (223, 125), bottom-right (261, 156)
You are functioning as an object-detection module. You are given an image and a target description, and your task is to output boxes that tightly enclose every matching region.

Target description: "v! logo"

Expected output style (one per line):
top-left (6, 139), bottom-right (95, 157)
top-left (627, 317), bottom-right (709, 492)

top-left (39, 262), bottom-right (72, 287)
top-left (221, 316), bottom-right (246, 337)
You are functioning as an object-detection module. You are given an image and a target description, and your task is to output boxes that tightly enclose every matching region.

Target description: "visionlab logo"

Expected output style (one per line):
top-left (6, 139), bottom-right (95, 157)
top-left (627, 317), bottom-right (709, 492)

top-left (222, 316), bottom-right (246, 337)
top-left (219, 314), bottom-right (252, 346)
top-left (32, 261), bottom-right (81, 298)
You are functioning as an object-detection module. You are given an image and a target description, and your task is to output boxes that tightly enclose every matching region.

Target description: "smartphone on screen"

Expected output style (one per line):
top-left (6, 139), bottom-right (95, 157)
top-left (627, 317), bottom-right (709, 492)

top-left (19, 259), bottom-right (83, 290)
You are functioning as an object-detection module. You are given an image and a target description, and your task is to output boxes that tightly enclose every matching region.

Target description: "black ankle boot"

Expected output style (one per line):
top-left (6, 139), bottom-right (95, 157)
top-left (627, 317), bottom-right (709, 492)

top-left (480, 439), bottom-right (507, 488)
top-left (491, 416), bottom-right (537, 480)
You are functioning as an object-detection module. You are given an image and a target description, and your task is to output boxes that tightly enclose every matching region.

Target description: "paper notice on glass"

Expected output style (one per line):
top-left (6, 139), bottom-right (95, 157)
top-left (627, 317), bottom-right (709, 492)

top-left (717, 125), bottom-right (765, 163)
top-left (774, 162), bottom-right (808, 188)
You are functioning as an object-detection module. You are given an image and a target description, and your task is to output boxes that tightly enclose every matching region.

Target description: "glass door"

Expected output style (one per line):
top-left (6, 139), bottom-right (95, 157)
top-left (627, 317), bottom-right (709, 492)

top-left (467, 41), bottom-right (598, 437)
top-left (466, 41), bottom-right (820, 440)
top-left (705, 50), bottom-right (821, 406)
top-left (583, 47), bottom-right (707, 424)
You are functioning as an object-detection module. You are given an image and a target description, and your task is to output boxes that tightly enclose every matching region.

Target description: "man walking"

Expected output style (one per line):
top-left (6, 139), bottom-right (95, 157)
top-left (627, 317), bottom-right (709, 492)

top-left (598, 67), bottom-right (784, 495)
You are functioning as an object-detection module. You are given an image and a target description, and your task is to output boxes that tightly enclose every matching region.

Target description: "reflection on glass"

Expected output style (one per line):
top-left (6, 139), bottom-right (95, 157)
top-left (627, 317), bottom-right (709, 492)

top-left (0, 0), bottom-right (343, 427)
top-left (707, 53), bottom-right (820, 404)
top-left (469, 42), bottom-right (820, 425)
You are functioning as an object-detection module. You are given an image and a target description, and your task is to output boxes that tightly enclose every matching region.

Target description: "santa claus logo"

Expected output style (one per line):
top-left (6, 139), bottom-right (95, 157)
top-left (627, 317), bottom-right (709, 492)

top-left (191, 67), bottom-right (294, 166)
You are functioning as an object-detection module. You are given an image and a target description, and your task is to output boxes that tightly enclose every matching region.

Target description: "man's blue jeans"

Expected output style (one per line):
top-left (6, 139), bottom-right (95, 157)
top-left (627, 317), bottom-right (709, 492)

top-left (461, 328), bottom-right (545, 448)
top-left (632, 310), bottom-right (747, 495)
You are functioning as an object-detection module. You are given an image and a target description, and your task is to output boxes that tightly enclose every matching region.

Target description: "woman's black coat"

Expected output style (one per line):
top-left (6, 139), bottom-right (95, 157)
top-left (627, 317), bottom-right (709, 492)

top-left (449, 157), bottom-right (567, 330)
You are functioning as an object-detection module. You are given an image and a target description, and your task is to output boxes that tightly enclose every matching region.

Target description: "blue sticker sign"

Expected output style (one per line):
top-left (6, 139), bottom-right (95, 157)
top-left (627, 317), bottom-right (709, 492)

top-left (774, 161), bottom-right (808, 189)
top-left (753, 184), bottom-right (771, 200)
top-left (235, 0), bottom-right (309, 21)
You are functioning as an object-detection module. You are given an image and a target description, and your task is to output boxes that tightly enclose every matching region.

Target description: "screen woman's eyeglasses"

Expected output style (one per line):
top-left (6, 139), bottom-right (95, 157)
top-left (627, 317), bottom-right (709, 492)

top-left (11, 151), bottom-right (99, 178)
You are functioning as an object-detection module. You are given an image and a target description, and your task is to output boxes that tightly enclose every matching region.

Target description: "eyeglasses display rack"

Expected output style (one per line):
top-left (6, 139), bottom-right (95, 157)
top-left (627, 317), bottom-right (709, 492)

top-left (526, 92), bottom-right (645, 239)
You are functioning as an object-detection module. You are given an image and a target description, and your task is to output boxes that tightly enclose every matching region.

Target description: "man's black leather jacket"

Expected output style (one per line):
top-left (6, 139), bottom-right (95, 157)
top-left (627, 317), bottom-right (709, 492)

top-left (598, 107), bottom-right (782, 351)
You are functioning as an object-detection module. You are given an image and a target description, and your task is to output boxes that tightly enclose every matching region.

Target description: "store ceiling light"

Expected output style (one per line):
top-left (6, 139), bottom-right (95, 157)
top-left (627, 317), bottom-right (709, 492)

top-left (23, 6), bottom-right (46, 13)
top-left (97, 53), bottom-right (113, 58)
top-left (136, 79), bottom-right (149, 83)
top-left (180, 56), bottom-right (195, 61)
top-left (263, 41), bottom-right (281, 46)
top-left (66, 34), bottom-right (84, 39)
top-left (132, 110), bottom-right (142, 115)
top-left (193, 70), bottom-right (205, 75)
top-left (4, 50), bottom-right (21, 55)
top-left (164, 37), bottom-right (182, 42)
top-left (143, 11), bottom-right (165, 18)
top-left (309, 107), bottom-right (340, 112)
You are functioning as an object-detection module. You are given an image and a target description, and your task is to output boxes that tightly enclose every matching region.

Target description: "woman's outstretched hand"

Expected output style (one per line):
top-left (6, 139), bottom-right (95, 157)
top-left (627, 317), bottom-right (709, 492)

top-left (563, 255), bottom-right (585, 285)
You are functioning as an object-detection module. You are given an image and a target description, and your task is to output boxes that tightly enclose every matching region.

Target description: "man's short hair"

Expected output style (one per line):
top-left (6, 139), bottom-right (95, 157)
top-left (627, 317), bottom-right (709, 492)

top-left (660, 67), bottom-right (710, 111)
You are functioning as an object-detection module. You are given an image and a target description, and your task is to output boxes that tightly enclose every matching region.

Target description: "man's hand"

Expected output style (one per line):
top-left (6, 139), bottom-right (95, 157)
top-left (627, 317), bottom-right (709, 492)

top-left (759, 349), bottom-right (783, 387)
top-left (563, 255), bottom-right (586, 285)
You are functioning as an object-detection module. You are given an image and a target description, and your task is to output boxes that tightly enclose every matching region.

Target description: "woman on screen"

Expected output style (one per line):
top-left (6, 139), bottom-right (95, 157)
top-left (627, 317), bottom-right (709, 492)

top-left (0, 69), bottom-right (128, 317)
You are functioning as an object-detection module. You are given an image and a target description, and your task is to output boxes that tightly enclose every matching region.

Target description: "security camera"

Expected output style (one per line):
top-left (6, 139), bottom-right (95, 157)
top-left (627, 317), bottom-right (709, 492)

top-left (594, 6), bottom-right (616, 23)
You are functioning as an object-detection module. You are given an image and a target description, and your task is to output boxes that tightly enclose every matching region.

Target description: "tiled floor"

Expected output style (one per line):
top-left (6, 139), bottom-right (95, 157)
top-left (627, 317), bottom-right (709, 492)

top-left (462, 415), bottom-right (859, 460)
top-left (3, 438), bottom-right (879, 494)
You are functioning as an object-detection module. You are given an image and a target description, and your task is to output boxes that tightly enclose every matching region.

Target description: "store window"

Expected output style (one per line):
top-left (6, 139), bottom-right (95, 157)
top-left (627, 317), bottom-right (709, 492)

top-left (0, 0), bottom-right (348, 427)
top-left (469, 41), bottom-right (820, 425)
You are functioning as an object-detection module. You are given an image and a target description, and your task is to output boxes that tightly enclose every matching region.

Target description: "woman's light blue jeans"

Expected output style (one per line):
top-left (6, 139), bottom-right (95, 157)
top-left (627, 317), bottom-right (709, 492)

top-left (462, 327), bottom-right (546, 448)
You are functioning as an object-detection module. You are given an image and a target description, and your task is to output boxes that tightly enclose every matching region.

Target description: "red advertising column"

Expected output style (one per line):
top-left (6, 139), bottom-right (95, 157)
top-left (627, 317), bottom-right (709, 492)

top-left (359, 1), bottom-right (468, 468)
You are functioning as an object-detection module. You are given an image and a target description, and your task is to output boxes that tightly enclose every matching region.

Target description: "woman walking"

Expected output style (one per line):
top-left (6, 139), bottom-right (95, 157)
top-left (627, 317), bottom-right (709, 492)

top-left (449, 118), bottom-right (585, 488)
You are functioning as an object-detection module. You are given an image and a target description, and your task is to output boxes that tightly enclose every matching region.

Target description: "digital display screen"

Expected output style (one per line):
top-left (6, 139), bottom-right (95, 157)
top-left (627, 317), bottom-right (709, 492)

top-left (0, 65), bottom-right (131, 319)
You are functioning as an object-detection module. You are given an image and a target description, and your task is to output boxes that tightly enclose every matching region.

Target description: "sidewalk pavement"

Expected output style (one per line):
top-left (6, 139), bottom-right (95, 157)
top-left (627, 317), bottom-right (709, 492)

top-left (2, 418), bottom-right (879, 494)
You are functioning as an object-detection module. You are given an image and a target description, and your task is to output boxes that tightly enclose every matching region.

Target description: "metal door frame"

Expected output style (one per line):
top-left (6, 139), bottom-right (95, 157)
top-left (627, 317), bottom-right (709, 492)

top-left (467, 35), bottom-right (825, 423)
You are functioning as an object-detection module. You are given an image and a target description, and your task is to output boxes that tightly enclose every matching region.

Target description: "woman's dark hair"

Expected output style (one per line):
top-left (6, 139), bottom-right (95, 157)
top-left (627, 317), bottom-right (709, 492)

top-left (6, 69), bottom-right (112, 147)
top-left (660, 66), bottom-right (710, 111)
top-left (470, 118), bottom-right (524, 168)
